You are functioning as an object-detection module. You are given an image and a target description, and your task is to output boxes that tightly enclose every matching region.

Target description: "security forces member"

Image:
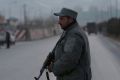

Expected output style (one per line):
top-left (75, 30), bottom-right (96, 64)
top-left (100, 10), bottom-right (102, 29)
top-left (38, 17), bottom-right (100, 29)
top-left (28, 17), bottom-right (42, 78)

top-left (48, 8), bottom-right (92, 80)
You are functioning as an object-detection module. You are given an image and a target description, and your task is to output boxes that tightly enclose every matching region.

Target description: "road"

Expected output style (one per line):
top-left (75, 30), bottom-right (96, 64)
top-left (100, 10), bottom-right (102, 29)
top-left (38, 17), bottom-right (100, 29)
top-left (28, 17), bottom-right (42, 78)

top-left (0, 34), bottom-right (120, 80)
top-left (89, 34), bottom-right (120, 80)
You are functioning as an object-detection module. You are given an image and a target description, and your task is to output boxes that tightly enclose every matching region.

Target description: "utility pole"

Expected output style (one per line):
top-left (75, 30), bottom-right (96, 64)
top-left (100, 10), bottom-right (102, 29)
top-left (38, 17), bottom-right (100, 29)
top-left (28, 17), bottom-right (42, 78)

top-left (109, 0), bottom-right (112, 19)
top-left (23, 4), bottom-right (27, 25)
top-left (23, 4), bottom-right (31, 41)
top-left (115, 0), bottom-right (118, 18)
top-left (107, 0), bottom-right (112, 19)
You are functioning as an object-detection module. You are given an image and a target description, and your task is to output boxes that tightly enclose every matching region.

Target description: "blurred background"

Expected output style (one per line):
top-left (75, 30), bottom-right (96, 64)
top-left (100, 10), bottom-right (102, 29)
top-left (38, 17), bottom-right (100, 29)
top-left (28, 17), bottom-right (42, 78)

top-left (0, 0), bottom-right (120, 41)
top-left (0, 0), bottom-right (120, 80)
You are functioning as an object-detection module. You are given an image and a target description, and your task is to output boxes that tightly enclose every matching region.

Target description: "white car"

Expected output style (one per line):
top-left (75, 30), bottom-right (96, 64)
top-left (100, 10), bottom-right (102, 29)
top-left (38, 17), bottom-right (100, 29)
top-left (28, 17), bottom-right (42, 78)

top-left (9, 31), bottom-right (16, 44)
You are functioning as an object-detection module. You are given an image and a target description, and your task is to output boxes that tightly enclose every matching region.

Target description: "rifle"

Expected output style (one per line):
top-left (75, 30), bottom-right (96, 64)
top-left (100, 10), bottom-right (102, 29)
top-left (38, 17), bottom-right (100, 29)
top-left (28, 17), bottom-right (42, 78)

top-left (34, 52), bottom-right (54, 80)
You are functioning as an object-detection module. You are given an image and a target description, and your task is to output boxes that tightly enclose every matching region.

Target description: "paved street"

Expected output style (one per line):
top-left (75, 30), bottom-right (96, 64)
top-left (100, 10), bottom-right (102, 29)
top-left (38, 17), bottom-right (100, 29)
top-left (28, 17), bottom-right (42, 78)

top-left (0, 34), bottom-right (120, 80)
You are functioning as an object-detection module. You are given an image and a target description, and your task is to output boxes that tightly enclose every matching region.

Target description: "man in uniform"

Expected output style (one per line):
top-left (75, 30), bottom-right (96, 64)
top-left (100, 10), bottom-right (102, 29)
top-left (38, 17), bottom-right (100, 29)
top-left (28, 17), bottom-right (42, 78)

top-left (43, 8), bottom-right (92, 80)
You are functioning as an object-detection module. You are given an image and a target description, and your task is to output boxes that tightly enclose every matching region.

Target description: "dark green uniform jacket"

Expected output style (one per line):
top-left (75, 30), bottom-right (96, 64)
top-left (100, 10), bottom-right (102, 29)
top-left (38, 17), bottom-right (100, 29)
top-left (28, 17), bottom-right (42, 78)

top-left (51, 22), bottom-right (92, 80)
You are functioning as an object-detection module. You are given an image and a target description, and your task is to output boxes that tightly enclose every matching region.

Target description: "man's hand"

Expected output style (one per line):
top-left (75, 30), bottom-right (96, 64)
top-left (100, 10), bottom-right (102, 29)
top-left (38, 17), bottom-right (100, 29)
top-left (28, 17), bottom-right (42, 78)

top-left (47, 62), bottom-right (53, 72)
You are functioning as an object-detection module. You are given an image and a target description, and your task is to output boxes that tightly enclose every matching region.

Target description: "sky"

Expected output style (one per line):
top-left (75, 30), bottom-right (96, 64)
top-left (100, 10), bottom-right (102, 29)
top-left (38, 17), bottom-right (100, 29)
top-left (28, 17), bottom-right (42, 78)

top-left (0, 0), bottom-right (119, 20)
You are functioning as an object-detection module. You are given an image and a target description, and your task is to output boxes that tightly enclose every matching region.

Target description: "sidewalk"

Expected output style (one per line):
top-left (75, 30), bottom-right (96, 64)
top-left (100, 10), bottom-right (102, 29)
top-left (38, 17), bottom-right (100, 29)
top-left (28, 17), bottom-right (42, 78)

top-left (99, 34), bottom-right (120, 48)
top-left (107, 37), bottom-right (120, 48)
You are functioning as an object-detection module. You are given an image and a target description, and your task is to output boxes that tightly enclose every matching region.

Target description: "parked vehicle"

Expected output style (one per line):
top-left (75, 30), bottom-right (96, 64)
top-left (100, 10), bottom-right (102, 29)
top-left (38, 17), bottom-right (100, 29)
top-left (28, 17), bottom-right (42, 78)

top-left (86, 22), bottom-right (97, 35)
top-left (0, 29), bottom-right (6, 45)
top-left (0, 24), bottom-right (16, 47)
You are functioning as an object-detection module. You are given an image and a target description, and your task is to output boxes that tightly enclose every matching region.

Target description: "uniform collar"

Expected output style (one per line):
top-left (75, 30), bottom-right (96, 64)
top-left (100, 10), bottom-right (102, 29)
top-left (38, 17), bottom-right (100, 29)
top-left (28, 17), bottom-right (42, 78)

top-left (63, 22), bottom-right (78, 32)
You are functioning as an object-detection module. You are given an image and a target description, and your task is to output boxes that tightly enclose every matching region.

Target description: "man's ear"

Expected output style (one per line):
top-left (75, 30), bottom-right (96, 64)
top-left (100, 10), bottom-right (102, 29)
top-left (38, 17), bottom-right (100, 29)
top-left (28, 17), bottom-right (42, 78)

top-left (70, 18), bottom-right (74, 23)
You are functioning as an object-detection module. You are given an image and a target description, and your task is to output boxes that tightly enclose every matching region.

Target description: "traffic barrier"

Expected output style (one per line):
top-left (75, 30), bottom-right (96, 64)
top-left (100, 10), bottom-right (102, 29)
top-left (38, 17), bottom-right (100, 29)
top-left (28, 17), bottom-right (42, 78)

top-left (15, 30), bottom-right (26, 41)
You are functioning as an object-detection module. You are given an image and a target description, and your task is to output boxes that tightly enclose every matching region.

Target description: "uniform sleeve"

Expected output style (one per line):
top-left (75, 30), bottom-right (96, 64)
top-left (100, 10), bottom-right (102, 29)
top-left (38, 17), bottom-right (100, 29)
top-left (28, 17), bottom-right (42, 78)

top-left (52, 33), bottom-right (84, 76)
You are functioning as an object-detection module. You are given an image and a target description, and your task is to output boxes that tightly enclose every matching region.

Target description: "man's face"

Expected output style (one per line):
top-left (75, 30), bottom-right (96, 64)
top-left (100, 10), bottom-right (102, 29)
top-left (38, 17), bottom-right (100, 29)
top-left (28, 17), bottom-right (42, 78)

top-left (58, 16), bottom-right (71, 29)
